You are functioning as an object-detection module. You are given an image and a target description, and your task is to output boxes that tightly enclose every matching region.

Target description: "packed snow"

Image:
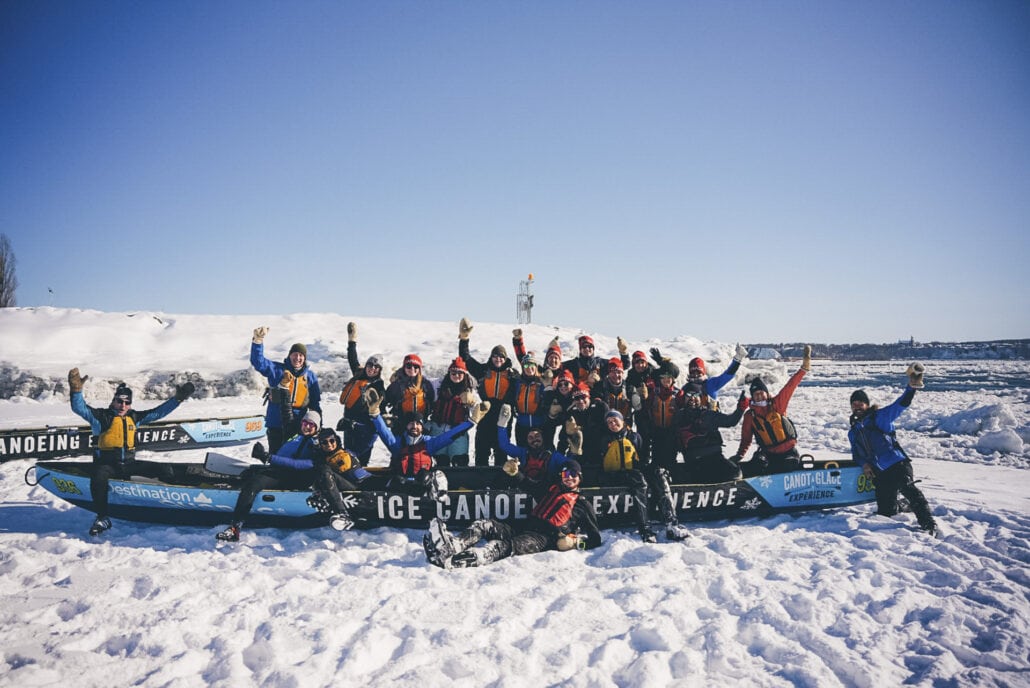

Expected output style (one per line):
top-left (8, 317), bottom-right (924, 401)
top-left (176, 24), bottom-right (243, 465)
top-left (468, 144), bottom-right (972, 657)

top-left (1, 308), bottom-right (1028, 687)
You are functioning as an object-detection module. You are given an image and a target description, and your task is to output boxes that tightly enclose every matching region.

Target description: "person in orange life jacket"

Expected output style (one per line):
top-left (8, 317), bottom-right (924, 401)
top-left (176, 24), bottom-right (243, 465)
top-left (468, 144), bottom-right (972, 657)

top-left (732, 345), bottom-right (810, 477)
top-left (539, 369), bottom-right (577, 449)
top-left (561, 334), bottom-right (621, 386)
top-left (306, 429), bottom-right (392, 532)
top-left (366, 386), bottom-right (491, 500)
top-left (457, 318), bottom-right (517, 466)
top-left (672, 390), bottom-right (746, 484)
top-left (679, 344), bottom-right (749, 411)
top-left (217, 409), bottom-right (322, 542)
top-left (384, 353), bottom-right (436, 433)
top-left (638, 362), bottom-right (682, 469)
top-left (250, 327), bottom-right (322, 453)
top-left (423, 459), bottom-right (602, 568)
top-left (511, 329), bottom-right (563, 386)
top-left (496, 403), bottom-right (570, 485)
top-left (509, 352), bottom-right (548, 445)
top-left (593, 357), bottom-right (644, 431)
top-left (68, 369), bottom-right (194, 537)
top-left (427, 358), bottom-right (480, 467)
top-left (335, 322), bottom-right (387, 466)
top-left (849, 364), bottom-right (938, 537)
top-left (555, 383), bottom-right (610, 464)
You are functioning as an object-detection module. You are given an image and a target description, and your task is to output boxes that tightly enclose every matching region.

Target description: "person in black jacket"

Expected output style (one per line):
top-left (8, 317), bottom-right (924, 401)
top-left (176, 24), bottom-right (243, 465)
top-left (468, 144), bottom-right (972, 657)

top-left (336, 321), bottom-right (386, 465)
top-left (457, 318), bottom-right (516, 466)
top-left (423, 459), bottom-right (602, 568)
top-left (673, 390), bottom-right (747, 483)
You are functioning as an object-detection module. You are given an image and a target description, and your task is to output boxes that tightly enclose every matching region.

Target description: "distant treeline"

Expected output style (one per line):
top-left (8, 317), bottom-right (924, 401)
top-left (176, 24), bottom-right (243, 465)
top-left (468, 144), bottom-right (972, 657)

top-left (753, 340), bottom-right (1030, 361)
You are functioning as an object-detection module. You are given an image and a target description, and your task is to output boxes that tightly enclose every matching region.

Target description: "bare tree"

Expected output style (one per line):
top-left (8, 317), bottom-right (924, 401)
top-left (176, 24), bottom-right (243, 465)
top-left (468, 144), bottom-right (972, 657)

top-left (0, 233), bottom-right (17, 307)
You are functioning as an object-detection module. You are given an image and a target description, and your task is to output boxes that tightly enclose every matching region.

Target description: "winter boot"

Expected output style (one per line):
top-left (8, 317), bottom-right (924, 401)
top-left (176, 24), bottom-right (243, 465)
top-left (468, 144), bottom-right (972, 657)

top-left (423, 532), bottom-right (450, 569)
top-left (216, 522), bottom-right (242, 542)
top-left (330, 513), bottom-right (354, 531)
top-left (450, 550), bottom-right (481, 568)
top-left (665, 523), bottom-right (691, 541)
top-left (638, 525), bottom-right (658, 543)
top-left (428, 518), bottom-right (460, 561)
top-left (89, 516), bottom-right (112, 536)
top-left (921, 520), bottom-right (940, 539)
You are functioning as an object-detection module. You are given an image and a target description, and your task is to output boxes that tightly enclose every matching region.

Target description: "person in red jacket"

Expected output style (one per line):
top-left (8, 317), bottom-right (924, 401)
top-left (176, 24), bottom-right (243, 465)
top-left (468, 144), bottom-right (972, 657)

top-left (733, 345), bottom-right (811, 476)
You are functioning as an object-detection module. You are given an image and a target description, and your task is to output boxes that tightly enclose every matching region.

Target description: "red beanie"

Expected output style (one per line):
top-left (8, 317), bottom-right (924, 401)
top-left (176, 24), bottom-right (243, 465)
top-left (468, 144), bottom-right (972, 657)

top-left (554, 370), bottom-right (574, 388)
top-left (632, 351), bottom-right (647, 361)
top-left (608, 357), bottom-right (624, 370)
top-left (404, 354), bottom-right (423, 368)
top-left (449, 357), bottom-right (467, 372)
top-left (578, 335), bottom-right (594, 347)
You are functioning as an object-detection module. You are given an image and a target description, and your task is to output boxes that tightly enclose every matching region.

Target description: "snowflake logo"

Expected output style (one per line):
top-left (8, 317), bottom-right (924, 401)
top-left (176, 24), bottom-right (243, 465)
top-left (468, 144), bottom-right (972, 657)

top-left (742, 498), bottom-right (762, 511)
top-left (177, 436), bottom-right (190, 444)
top-left (342, 495), bottom-right (358, 508)
top-left (757, 476), bottom-right (773, 489)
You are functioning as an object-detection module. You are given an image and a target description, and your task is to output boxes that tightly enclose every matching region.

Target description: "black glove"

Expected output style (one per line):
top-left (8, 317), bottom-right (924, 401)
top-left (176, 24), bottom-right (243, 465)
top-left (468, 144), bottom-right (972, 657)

top-left (336, 417), bottom-right (355, 432)
top-left (175, 381), bottom-right (195, 401)
top-left (251, 443), bottom-right (270, 464)
top-left (650, 347), bottom-right (664, 365)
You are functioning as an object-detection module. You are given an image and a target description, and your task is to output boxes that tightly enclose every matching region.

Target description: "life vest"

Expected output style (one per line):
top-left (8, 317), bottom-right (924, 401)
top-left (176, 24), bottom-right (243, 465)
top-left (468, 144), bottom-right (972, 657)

top-left (480, 370), bottom-right (511, 402)
top-left (339, 378), bottom-right (371, 410)
top-left (400, 384), bottom-right (428, 416)
top-left (434, 388), bottom-right (468, 426)
top-left (98, 415), bottom-right (136, 451)
top-left (751, 410), bottom-right (797, 449)
top-left (325, 448), bottom-right (372, 481)
top-left (601, 388), bottom-right (632, 418)
top-left (524, 449), bottom-right (553, 480)
top-left (531, 485), bottom-right (577, 527)
top-left (396, 441), bottom-right (433, 477)
top-left (513, 380), bottom-right (543, 416)
top-left (649, 393), bottom-right (677, 429)
top-left (281, 371), bottom-right (310, 410)
top-left (602, 436), bottom-right (637, 472)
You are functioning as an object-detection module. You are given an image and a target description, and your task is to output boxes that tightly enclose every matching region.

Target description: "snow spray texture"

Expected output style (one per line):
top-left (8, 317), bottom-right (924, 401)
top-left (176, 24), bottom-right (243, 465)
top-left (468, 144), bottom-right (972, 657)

top-left (0, 416), bottom-right (266, 462)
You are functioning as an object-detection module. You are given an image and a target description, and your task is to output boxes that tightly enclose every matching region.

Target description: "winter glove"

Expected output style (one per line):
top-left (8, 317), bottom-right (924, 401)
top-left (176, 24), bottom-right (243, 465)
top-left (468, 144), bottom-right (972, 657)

top-left (175, 381), bottom-right (195, 402)
top-left (512, 328), bottom-right (523, 339)
top-left (459, 390), bottom-right (479, 407)
top-left (502, 458), bottom-right (520, 476)
top-left (639, 382), bottom-right (649, 400)
top-left (564, 418), bottom-right (579, 437)
top-left (802, 345), bottom-right (812, 372)
top-left (251, 443), bottom-right (270, 464)
top-left (734, 343), bottom-right (748, 363)
top-left (567, 428), bottom-right (584, 456)
top-left (548, 398), bottom-right (564, 420)
top-left (617, 337), bottom-right (629, 355)
top-left (252, 326), bottom-right (268, 344)
top-left (347, 322), bottom-right (357, 342)
top-left (906, 362), bottom-right (925, 389)
top-left (650, 347), bottom-right (665, 366)
top-left (469, 401), bottom-right (492, 425)
top-left (278, 370), bottom-right (295, 391)
top-left (68, 368), bottom-right (87, 393)
top-left (363, 387), bottom-right (383, 417)
top-left (459, 317), bottom-right (473, 340)
top-left (630, 386), bottom-right (642, 411)
top-left (497, 403), bottom-right (513, 427)
top-left (336, 417), bottom-right (354, 432)
top-left (736, 391), bottom-right (749, 412)
top-left (556, 533), bottom-right (579, 552)
top-left (587, 369), bottom-right (601, 386)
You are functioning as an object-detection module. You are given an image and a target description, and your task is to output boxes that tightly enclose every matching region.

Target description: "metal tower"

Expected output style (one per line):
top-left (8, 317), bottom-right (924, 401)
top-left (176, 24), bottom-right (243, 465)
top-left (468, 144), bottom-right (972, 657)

top-left (516, 273), bottom-right (535, 324)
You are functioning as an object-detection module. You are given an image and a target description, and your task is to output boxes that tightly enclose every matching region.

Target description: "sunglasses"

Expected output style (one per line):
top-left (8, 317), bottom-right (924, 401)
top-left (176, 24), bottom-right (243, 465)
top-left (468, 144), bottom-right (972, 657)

top-left (572, 394), bottom-right (588, 401)
top-left (562, 468), bottom-right (581, 479)
top-left (405, 363), bottom-right (421, 370)
top-left (450, 369), bottom-right (465, 375)
top-left (300, 420), bottom-right (318, 429)
top-left (113, 398), bottom-right (131, 406)
top-left (557, 380), bottom-right (572, 387)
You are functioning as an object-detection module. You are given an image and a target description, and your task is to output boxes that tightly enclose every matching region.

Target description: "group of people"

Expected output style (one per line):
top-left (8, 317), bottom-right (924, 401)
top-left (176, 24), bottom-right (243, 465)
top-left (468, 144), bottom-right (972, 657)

top-left (65, 319), bottom-right (938, 560)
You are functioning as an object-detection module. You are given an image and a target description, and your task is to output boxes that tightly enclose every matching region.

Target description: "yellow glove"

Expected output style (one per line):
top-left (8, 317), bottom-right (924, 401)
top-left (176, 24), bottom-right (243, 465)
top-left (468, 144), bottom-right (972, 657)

top-left (502, 459), bottom-right (519, 477)
top-left (617, 337), bottom-right (628, 355)
top-left (347, 322), bottom-right (357, 342)
top-left (567, 430), bottom-right (584, 456)
top-left (252, 326), bottom-right (269, 344)
top-left (469, 400), bottom-right (491, 424)
top-left (512, 328), bottom-right (523, 339)
top-left (906, 362), bottom-right (925, 389)
top-left (363, 387), bottom-right (383, 416)
top-left (587, 370), bottom-right (601, 385)
top-left (459, 317), bottom-right (473, 340)
top-left (802, 345), bottom-right (812, 372)
top-left (68, 368), bottom-right (87, 393)
top-left (278, 370), bottom-right (295, 390)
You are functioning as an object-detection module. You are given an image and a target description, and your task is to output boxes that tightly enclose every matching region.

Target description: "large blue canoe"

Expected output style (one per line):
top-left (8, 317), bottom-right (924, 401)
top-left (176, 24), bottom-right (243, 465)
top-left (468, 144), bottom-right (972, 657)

top-left (28, 452), bottom-right (876, 530)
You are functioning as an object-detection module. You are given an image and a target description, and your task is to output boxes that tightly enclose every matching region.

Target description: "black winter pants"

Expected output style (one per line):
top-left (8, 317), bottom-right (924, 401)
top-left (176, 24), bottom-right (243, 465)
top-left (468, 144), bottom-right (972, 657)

top-left (874, 459), bottom-right (935, 529)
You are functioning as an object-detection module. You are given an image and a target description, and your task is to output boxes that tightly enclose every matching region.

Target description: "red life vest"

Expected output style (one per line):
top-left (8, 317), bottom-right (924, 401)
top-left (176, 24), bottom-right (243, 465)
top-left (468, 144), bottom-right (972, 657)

top-left (524, 450), bottom-right (552, 480)
top-left (531, 486), bottom-right (577, 526)
top-left (396, 441), bottom-right (433, 477)
top-left (649, 392), bottom-right (678, 429)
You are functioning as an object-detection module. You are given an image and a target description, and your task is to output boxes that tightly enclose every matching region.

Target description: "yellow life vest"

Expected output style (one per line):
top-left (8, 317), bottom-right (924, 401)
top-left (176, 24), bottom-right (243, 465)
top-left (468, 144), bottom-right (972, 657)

top-left (752, 410), bottom-right (797, 448)
top-left (282, 373), bottom-right (310, 410)
top-left (602, 436), bottom-right (637, 472)
top-left (98, 415), bottom-right (136, 450)
top-left (325, 448), bottom-right (356, 473)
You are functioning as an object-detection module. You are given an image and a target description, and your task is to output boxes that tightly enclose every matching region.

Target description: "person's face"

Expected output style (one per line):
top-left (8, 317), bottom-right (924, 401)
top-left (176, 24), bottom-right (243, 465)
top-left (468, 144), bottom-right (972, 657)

top-left (605, 415), bottom-right (625, 433)
top-left (659, 375), bottom-right (674, 389)
top-left (366, 362), bottom-right (382, 377)
top-left (449, 368), bottom-right (466, 382)
top-left (545, 352), bottom-right (561, 368)
top-left (851, 400), bottom-right (869, 416)
top-left (579, 342), bottom-right (594, 356)
top-left (289, 351), bottom-right (306, 369)
top-left (406, 420), bottom-right (423, 437)
top-left (527, 430), bottom-right (543, 449)
top-left (319, 435), bottom-right (339, 452)
top-left (300, 419), bottom-right (318, 436)
top-left (404, 362), bottom-right (421, 376)
top-left (633, 359), bottom-right (648, 372)
top-left (561, 468), bottom-right (581, 490)
top-left (607, 367), bottom-right (624, 384)
top-left (571, 391), bottom-right (589, 410)
top-left (556, 379), bottom-right (573, 397)
top-left (523, 363), bottom-right (538, 376)
top-left (684, 394), bottom-right (702, 409)
top-left (752, 389), bottom-right (769, 403)
top-left (490, 353), bottom-right (505, 366)
top-left (112, 397), bottom-right (131, 417)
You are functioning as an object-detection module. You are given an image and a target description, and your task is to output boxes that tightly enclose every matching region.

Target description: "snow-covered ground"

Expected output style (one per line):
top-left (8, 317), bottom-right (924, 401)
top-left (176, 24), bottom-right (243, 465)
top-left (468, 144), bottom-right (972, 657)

top-left (1, 308), bottom-right (1028, 686)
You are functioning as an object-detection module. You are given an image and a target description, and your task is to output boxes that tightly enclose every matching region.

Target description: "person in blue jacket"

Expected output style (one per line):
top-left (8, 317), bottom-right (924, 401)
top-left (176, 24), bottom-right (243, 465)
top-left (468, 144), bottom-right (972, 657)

top-left (68, 368), bottom-right (194, 536)
top-left (680, 343), bottom-right (749, 410)
top-left (217, 409), bottom-right (322, 542)
top-left (495, 404), bottom-right (569, 485)
top-left (848, 363), bottom-right (938, 537)
top-left (250, 326), bottom-right (322, 453)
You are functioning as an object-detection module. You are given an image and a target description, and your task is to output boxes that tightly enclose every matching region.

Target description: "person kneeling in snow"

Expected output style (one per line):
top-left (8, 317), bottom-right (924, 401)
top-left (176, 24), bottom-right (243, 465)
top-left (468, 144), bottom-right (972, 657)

top-left (423, 459), bottom-right (602, 569)
top-left (366, 387), bottom-right (491, 501)
top-left (848, 363), bottom-right (938, 538)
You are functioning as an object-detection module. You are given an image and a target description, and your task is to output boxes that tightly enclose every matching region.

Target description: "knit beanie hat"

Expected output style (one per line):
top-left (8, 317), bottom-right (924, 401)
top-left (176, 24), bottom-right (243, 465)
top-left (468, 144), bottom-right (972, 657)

top-left (578, 335), bottom-right (594, 348)
top-left (289, 343), bottom-right (308, 358)
top-left (113, 384), bottom-right (133, 404)
top-left (749, 378), bottom-right (769, 395)
top-left (608, 357), bottom-right (624, 370)
top-left (490, 345), bottom-right (508, 359)
top-left (302, 409), bottom-right (322, 427)
top-left (521, 352), bottom-right (539, 367)
top-left (632, 351), bottom-right (648, 362)
top-left (404, 354), bottom-right (423, 368)
top-left (850, 389), bottom-right (870, 405)
top-left (605, 410), bottom-right (624, 423)
top-left (449, 357), bottom-right (468, 373)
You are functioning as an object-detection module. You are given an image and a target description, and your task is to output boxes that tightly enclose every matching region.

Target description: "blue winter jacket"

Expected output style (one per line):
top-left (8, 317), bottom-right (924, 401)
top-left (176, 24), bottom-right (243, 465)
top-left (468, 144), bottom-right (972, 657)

top-left (71, 391), bottom-right (180, 463)
top-left (250, 342), bottom-right (322, 429)
top-left (848, 388), bottom-right (916, 471)
top-left (268, 434), bottom-right (320, 471)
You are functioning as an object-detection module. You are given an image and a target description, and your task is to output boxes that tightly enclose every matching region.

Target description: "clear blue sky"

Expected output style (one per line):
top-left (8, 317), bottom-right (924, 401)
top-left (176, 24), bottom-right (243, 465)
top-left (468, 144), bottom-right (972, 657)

top-left (2, 1), bottom-right (1028, 345)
